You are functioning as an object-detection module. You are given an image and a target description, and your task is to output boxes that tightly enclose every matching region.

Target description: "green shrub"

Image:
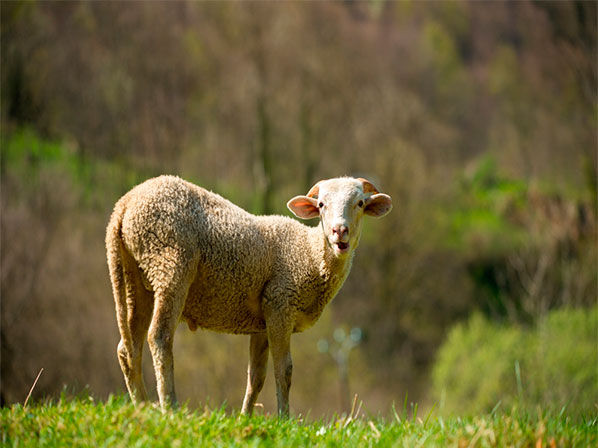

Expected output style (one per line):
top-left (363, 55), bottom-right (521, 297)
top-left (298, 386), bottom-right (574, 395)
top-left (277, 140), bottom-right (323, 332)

top-left (527, 308), bottom-right (598, 414)
top-left (433, 307), bottom-right (598, 417)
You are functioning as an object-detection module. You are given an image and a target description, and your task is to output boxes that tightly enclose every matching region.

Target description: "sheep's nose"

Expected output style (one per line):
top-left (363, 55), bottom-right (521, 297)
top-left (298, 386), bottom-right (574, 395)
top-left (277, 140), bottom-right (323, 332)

top-left (332, 225), bottom-right (349, 242)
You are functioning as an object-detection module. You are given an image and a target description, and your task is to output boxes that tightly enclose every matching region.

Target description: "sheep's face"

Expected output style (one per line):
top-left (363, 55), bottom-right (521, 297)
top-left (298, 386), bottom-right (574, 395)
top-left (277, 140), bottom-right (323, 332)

top-left (287, 177), bottom-right (392, 258)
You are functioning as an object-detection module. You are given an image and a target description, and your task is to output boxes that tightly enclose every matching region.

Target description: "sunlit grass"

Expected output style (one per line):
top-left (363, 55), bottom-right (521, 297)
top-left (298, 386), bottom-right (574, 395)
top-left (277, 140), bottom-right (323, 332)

top-left (2, 395), bottom-right (596, 447)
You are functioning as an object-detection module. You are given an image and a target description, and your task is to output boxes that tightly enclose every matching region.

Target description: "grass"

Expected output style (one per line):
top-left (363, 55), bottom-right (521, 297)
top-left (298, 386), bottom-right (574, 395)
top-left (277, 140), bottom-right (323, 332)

top-left (1, 395), bottom-right (596, 447)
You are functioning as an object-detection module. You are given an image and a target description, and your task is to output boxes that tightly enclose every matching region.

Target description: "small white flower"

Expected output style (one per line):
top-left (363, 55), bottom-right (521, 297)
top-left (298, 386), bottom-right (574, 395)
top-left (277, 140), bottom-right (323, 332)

top-left (316, 426), bottom-right (327, 436)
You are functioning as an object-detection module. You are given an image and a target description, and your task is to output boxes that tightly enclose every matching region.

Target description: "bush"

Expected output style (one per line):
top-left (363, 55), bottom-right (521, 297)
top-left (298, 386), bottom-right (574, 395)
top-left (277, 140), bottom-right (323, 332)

top-left (432, 307), bottom-right (598, 417)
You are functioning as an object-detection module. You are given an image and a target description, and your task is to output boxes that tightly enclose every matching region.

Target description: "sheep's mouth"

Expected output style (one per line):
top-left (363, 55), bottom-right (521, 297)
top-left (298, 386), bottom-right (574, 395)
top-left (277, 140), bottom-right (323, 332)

top-left (334, 241), bottom-right (350, 254)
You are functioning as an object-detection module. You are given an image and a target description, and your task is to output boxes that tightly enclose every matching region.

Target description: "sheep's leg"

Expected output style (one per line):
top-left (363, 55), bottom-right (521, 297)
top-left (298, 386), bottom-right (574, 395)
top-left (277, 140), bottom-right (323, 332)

top-left (241, 333), bottom-right (269, 415)
top-left (147, 285), bottom-right (186, 410)
top-left (117, 299), bottom-right (152, 404)
top-left (266, 314), bottom-right (293, 418)
top-left (117, 249), bottom-right (154, 404)
top-left (125, 287), bottom-right (154, 404)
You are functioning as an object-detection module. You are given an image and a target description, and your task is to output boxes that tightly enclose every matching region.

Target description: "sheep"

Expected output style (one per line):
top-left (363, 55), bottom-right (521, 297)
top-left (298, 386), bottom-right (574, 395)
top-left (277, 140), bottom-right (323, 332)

top-left (106, 175), bottom-right (392, 417)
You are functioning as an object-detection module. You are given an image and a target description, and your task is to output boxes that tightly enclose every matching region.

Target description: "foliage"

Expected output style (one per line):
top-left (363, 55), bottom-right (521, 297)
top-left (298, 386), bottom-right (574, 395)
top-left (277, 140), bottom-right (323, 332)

top-left (447, 155), bottom-right (528, 254)
top-left (0, 127), bottom-right (156, 206)
top-left (2, 396), bottom-right (596, 447)
top-left (445, 156), bottom-right (597, 323)
top-left (432, 307), bottom-right (598, 417)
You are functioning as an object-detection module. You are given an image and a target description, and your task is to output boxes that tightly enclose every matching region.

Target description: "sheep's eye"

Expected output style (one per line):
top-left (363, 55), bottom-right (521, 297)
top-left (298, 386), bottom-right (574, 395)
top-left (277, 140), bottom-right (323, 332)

top-left (318, 202), bottom-right (324, 208)
top-left (358, 200), bottom-right (364, 208)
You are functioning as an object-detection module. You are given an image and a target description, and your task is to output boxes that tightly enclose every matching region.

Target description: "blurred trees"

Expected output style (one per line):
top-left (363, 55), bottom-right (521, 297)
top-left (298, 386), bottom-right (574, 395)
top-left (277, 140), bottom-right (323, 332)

top-left (1, 1), bottom-right (595, 415)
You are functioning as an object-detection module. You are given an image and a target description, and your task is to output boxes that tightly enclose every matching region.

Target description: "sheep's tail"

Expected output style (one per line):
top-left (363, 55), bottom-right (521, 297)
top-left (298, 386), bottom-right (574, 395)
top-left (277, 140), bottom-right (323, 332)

top-left (105, 198), bottom-right (133, 361)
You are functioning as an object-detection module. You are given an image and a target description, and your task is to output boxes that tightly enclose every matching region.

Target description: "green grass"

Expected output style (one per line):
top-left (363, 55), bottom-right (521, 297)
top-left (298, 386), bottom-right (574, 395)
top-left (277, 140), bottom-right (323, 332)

top-left (1, 395), bottom-right (596, 447)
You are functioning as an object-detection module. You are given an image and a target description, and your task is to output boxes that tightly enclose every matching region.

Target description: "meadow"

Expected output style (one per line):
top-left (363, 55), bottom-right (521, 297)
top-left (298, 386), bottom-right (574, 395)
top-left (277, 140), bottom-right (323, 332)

top-left (2, 395), bottom-right (596, 447)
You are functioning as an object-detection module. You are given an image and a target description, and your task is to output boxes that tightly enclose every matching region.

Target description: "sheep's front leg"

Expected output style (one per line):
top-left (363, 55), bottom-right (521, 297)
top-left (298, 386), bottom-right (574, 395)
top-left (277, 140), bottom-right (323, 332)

top-left (241, 333), bottom-right (269, 415)
top-left (265, 314), bottom-right (293, 418)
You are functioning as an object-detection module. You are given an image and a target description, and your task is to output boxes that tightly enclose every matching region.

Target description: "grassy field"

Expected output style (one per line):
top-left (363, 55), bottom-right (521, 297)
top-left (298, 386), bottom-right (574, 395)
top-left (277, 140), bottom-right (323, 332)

top-left (1, 395), bottom-right (596, 447)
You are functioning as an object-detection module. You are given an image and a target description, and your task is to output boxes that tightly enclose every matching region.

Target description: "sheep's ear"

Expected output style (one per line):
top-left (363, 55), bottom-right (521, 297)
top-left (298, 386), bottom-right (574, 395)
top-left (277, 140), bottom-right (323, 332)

top-left (287, 196), bottom-right (320, 219)
top-left (357, 177), bottom-right (380, 195)
top-left (365, 193), bottom-right (392, 218)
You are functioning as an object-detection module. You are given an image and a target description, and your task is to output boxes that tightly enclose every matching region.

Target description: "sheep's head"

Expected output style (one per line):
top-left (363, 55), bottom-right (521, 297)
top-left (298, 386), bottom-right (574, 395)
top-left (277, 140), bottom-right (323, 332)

top-left (287, 177), bottom-right (392, 258)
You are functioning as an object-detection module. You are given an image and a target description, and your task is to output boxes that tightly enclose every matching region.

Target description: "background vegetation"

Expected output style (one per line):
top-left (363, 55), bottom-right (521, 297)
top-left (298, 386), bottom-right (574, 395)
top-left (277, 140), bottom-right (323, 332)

top-left (1, 0), bottom-right (596, 418)
top-left (433, 307), bottom-right (597, 417)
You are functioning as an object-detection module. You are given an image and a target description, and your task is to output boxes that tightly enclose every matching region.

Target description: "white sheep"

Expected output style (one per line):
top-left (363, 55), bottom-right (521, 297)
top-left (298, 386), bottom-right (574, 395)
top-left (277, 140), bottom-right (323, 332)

top-left (105, 175), bottom-right (392, 416)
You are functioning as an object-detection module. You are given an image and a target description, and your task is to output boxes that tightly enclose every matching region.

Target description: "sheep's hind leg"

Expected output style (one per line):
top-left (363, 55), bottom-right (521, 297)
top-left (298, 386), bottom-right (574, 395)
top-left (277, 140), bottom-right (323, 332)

top-left (241, 333), bottom-right (269, 415)
top-left (147, 284), bottom-right (187, 410)
top-left (117, 302), bottom-right (152, 404)
top-left (125, 288), bottom-right (153, 404)
top-left (118, 251), bottom-right (154, 404)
